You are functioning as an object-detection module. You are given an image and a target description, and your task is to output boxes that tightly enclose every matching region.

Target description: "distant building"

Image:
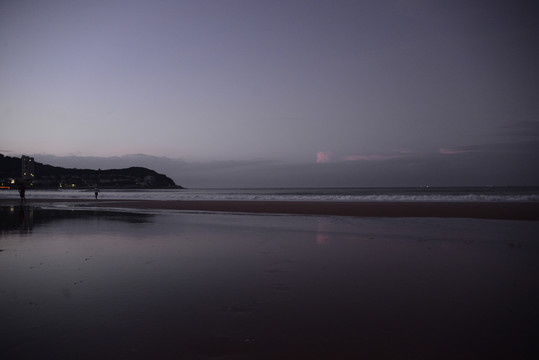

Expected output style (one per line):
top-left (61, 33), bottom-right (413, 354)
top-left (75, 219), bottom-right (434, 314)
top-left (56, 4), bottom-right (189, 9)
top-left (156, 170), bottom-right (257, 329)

top-left (21, 155), bottom-right (35, 181)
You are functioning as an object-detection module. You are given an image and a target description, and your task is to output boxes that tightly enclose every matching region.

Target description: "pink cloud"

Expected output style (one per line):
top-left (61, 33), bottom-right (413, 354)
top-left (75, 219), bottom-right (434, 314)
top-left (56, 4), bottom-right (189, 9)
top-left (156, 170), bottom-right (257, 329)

top-left (343, 154), bottom-right (402, 161)
top-left (316, 151), bottom-right (332, 163)
top-left (317, 151), bottom-right (406, 163)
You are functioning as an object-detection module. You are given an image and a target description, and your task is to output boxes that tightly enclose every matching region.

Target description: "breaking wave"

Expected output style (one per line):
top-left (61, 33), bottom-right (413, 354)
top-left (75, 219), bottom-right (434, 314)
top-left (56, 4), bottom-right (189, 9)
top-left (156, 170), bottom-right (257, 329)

top-left (2, 187), bottom-right (539, 202)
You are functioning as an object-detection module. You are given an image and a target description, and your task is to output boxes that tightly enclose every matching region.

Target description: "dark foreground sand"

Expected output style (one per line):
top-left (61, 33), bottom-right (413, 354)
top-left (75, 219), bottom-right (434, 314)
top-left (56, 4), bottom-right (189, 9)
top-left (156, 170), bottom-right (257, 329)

top-left (1, 204), bottom-right (539, 359)
top-left (3, 198), bottom-right (539, 220)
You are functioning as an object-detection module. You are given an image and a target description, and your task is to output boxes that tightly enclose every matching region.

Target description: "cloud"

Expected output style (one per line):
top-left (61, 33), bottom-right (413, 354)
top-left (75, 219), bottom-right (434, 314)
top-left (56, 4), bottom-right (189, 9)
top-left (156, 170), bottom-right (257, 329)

top-left (343, 154), bottom-right (404, 161)
top-left (316, 152), bottom-right (332, 163)
top-left (24, 143), bottom-right (539, 188)
top-left (318, 150), bottom-right (406, 162)
top-left (503, 120), bottom-right (539, 136)
top-left (440, 140), bottom-right (539, 155)
top-left (439, 148), bottom-right (472, 155)
top-left (496, 120), bottom-right (539, 138)
top-left (0, 150), bottom-right (16, 155)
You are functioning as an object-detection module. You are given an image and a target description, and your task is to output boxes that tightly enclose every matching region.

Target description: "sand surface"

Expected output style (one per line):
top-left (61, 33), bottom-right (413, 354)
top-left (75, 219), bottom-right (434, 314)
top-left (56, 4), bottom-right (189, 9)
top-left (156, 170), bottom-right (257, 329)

top-left (2, 198), bottom-right (539, 220)
top-left (1, 204), bottom-right (538, 358)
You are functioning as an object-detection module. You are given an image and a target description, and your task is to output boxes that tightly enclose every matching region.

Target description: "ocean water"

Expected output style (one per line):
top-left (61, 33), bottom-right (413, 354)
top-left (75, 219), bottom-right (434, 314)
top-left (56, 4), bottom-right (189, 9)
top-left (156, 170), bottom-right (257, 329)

top-left (1, 186), bottom-right (539, 202)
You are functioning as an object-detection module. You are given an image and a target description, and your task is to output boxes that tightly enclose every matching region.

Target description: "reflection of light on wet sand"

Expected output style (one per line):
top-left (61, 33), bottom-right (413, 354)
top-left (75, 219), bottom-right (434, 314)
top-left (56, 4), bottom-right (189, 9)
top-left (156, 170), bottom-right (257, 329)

top-left (316, 218), bottom-right (331, 245)
top-left (19, 206), bottom-right (34, 234)
top-left (1, 208), bottom-right (539, 359)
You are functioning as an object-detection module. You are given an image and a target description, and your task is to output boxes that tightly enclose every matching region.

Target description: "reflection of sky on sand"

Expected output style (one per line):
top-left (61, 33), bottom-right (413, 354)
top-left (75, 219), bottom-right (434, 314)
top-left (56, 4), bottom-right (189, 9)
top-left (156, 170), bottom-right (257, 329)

top-left (0, 206), bottom-right (36, 234)
top-left (0, 205), bottom-right (153, 235)
top-left (1, 207), bottom-right (539, 359)
top-left (316, 218), bottom-right (332, 245)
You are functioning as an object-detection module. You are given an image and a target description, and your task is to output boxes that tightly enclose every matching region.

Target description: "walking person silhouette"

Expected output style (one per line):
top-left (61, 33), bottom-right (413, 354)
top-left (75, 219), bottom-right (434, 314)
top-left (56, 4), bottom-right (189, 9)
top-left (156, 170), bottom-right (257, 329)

top-left (18, 183), bottom-right (26, 203)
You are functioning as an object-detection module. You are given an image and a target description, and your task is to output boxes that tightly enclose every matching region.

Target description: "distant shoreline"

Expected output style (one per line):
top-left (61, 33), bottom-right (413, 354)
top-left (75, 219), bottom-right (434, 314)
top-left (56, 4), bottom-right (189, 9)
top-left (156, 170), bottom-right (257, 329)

top-left (1, 198), bottom-right (538, 220)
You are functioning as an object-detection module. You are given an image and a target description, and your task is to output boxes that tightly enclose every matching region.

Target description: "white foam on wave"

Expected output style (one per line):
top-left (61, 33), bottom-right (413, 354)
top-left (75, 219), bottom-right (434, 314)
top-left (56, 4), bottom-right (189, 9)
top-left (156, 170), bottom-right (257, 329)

top-left (2, 188), bottom-right (538, 202)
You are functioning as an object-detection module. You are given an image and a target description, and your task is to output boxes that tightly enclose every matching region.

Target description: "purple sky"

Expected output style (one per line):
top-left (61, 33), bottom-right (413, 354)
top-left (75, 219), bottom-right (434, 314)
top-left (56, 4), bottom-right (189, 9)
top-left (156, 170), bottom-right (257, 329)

top-left (1, 1), bottom-right (538, 187)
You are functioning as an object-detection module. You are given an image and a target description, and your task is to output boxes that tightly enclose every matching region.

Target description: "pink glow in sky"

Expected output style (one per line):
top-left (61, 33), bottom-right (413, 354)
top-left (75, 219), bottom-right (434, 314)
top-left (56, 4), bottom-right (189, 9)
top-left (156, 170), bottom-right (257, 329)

top-left (343, 154), bottom-right (403, 162)
top-left (1, 1), bottom-right (538, 186)
top-left (316, 152), bottom-right (332, 163)
top-left (317, 152), bottom-right (403, 163)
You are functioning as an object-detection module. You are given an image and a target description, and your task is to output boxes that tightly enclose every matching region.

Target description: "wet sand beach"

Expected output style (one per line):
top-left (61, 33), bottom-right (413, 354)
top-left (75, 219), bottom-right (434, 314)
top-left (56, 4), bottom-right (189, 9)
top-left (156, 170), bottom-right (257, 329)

top-left (1, 203), bottom-right (538, 359)
top-left (2, 198), bottom-right (539, 220)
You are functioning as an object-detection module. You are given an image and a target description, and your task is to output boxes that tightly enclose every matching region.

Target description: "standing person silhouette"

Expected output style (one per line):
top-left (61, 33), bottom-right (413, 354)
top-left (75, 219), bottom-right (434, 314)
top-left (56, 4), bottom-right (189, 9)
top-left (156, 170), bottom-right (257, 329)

top-left (18, 183), bottom-right (26, 203)
top-left (94, 187), bottom-right (99, 200)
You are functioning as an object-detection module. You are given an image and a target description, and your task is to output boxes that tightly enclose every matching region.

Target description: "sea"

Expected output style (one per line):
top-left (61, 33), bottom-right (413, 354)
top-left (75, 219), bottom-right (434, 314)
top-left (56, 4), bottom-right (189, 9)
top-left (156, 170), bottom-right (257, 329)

top-left (1, 186), bottom-right (539, 202)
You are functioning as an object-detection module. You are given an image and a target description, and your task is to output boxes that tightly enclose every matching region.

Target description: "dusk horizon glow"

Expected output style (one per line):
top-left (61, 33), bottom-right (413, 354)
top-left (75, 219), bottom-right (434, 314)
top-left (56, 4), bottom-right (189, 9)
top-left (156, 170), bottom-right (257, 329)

top-left (1, 1), bottom-right (538, 187)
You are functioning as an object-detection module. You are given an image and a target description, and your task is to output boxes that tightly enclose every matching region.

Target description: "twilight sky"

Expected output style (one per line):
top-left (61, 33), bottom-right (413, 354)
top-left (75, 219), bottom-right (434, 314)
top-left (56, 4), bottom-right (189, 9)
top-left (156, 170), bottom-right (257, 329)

top-left (1, 0), bottom-right (538, 187)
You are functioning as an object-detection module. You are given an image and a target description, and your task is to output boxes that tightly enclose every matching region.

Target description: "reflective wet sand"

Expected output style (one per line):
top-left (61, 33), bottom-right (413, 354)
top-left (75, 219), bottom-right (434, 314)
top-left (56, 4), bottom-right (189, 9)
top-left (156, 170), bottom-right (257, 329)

top-left (1, 205), bottom-right (538, 359)
top-left (2, 198), bottom-right (539, 220)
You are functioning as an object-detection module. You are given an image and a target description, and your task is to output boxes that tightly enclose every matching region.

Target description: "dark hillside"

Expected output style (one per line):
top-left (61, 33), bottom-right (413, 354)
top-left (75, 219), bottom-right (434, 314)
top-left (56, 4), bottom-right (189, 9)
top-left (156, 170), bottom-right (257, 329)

top-left (0, 154), bottom-right (182, 189)
top-left (0, 154), bottom-right (20, 179)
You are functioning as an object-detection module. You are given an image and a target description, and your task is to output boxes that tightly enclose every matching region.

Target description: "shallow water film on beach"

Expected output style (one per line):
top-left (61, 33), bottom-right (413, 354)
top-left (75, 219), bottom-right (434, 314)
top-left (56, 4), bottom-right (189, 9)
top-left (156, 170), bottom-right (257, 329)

top-left (1, 205), bottom-right (538, 359)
